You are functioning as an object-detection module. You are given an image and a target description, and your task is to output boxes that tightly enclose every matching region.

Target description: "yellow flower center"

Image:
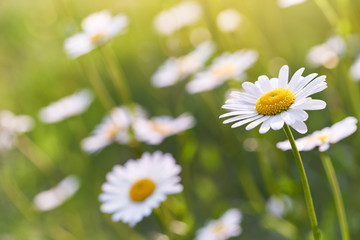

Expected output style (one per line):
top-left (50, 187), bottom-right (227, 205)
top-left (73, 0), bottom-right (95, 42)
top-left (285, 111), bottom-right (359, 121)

top-left (90, 32), bottom-right (106, 44)
top-left (129, 178), bottom-right (156, 202)
top-left (317, 135), bottom-right (329, 142)
top-left (255, 88), bottom-right (295, 116)
top-left (211, 63), bottom-right (235, 79)
top-left (177, 55), bottom-right (200, 76)
top-left (212, 223), bottom-right (226, 236)
top-left (106, 124), bottom-right (122, 140)
top-left (151, 121), bottom-right (172, 135)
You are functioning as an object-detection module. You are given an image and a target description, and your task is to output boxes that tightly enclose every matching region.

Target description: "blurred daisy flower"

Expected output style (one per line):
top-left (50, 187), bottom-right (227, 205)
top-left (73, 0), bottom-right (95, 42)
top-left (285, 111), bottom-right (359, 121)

top-left (133, 113), bottom-right (195, 145)
top-left (33, 175), bottom-right (80, 211)
top-left (154, 1), bottom-right (202, 36)
top-left (278, 0), bottom-right (306, 8)
top-left (64, 10), bottom-right (128, 58)
top-left (220, 65), bottom-right (327, 134)
top-left (0, 110), bottom-right (34, 151)
top-left (266, 195), bottom-right (293, 218)
top-left (152, 41), bottom-right (215, 88)
top-left (81, 107), bottom-right (132, 153)
top-left (306, 36), bottom-right (345, 69)
top-left (277, 116), bottom-right (358, 152)
top-left (195, 208), bottom-right (242, 240)
top-left (216, 9), bottom-right (242, 33)
top-left (39, 89), bottom-right (93, 123)
top-left (186, 50), bottom-right (258, 94)
top-left (350, 56), bottom-right (360, 81)
top-left (99, 151), bottom-right (183, 226)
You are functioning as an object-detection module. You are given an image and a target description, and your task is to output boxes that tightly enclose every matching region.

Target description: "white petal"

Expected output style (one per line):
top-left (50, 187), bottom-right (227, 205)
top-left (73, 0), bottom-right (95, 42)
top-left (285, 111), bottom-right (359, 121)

top-left (278, 65), bottom-right (289, 88)
top-left (270, 115), bottom-right (284, 130)
top-left (231, 115), bottom-right (262, 128)
top-left (259, 118), bottom-right (272, 134)
top-left (290, 121), bottom-right (308, 134)
top-left (245, 116), bottom-right (270, 130)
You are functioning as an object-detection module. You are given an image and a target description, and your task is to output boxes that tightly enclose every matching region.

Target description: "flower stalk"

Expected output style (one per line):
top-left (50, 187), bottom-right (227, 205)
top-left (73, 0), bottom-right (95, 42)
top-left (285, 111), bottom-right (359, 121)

top-left (283, 123), bottom-right (320, 240)
top-left (320, 152), bottom-right (349, 240)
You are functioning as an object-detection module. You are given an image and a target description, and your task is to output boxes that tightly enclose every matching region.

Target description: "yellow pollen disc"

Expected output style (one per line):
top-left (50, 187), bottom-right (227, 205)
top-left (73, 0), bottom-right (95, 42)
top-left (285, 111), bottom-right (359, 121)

top-left (211, 63), bottom-right (235, 79)
top-left (212, 223), bottom-right (225, 236)
top-left (129, 178), bottom-right (156, 202)
top-left (90, 32), bottom-right (106, 43)
top-left (151, 121), bottom-right (172, 135)
top-left (255, 88), bottom-right (295, 116)
top-left (317, 135), bottom-right (329, 142)
top-left (106, 125), bottom-right (122, 140)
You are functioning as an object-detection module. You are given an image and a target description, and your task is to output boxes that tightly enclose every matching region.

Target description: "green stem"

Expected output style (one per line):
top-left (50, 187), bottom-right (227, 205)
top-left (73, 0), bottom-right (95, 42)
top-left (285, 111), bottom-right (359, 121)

top-left (283, 124), bottom-right (320, 240)
top-left (313, 0), bottom-right (340, 28)
top-left (320, 152), bottom-right (350, 240)
top-left (101, 46), bottom-right (132, 105)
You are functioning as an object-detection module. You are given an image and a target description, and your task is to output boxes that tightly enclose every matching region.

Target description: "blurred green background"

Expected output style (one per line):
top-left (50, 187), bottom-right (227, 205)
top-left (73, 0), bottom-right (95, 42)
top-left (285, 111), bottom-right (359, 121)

top-left (0, 0), bottom-right (360, 239)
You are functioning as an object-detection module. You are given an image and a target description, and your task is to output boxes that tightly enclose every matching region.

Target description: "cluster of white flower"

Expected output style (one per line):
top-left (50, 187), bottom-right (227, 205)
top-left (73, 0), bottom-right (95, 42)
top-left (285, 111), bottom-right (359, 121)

top-left (306, 36), bottom-right (345, 69)
top-left (0, 110), bottom-right (34, 151)
top-left (81, 105), bottom-right (195, 153)
top-left (152, 44), bottom-right (258, 94)
top-left (153, 1), bottom-right (202, 36)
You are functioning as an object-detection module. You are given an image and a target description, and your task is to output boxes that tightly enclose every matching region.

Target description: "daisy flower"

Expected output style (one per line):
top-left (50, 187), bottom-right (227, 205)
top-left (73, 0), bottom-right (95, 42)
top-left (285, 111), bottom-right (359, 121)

top-left (152, 41), bottom-right (215, 88)
top-left (133, 113), bottom-right (195, 145)
top-left (216, 9), bottom-right (242, 33)
top-left (33, 175), bottom-right (80, 211)
top-left (39, 89), bottom-right (93, 123)
top-left (81, 107), bottom-right (132, 153)
top-left (277, 116), bottom-right (358, 152)
top-left (195, 209), bottom-right (242, 240)
top-left (350, 56), bottom-right (360, 81)
top-left (278, 0), bottom-right (306, 8)
top-left (99, 151), bottom-right (183, 226)
top-left (64, 10), bottom-right (128, 58)
top-left (306, 36), bottom-right (345, 69)
top-left (186, 50), bottom-right (258, 94)
top-left (153, 1), bottom-right (202, 36)
top-left (0, 110), bottom-right (34, 151)
top-left (220, 65), bottom-right (327, 134)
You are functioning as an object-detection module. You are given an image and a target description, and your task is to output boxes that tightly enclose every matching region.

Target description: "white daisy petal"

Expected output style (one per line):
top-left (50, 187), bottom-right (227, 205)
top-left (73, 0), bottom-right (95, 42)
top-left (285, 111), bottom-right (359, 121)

top-left (290, 121), bottom-right (308, 134)
top-left (246, 116), bottom-right (270, 130)
top-left (278, 65), bottom-right (289, 88)
top-left (294, 99), bottom-right (326, 110)
top-left (270, 115), bottom-right (285, 130)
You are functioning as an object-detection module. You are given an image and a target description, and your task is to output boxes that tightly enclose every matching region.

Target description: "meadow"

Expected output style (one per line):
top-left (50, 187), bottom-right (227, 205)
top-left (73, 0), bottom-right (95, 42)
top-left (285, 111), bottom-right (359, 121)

top-left (0, 0), bottom-right (360, 239)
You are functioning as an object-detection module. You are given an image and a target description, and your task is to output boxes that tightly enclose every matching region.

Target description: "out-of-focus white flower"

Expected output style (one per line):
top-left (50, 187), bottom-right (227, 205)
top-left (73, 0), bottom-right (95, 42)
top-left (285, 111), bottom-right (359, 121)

top-left (278, 0), bottom-right (306, 8)
top-left (64, 10), bottom-right (128, 58)
top-left (266, 195), bottom-right (293, 218)
top-left (99, 151), bottom-right (183, 227)
top-left (152, 41), bottom-right (215, 87)
top-left (195, 209), bottom-right (242, 240)
top-left (81, 107), bottom-right (132, 153)
top-left (306, 36), bottom-right (345, 69)
top-left (34, 175), bottom-right (80, 211)
top-left (350, 56), bottom-right (360, 81)
top-left (277, 116), bottom-right (358, 152)
top-left (216, 9), bottom-right (242, 33)
top-left (186, 50), bottom-right (258, 94)
top-left (0, 111), bottom-right (34, 151)
top-left (39, 89), bottom-right (93, 123)
top-left (154, 1), bottom-right (202, 36)
top-left (220, 65), bottom-right (327, 134)
top-left (133, 113), bottom-right (195, 145)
